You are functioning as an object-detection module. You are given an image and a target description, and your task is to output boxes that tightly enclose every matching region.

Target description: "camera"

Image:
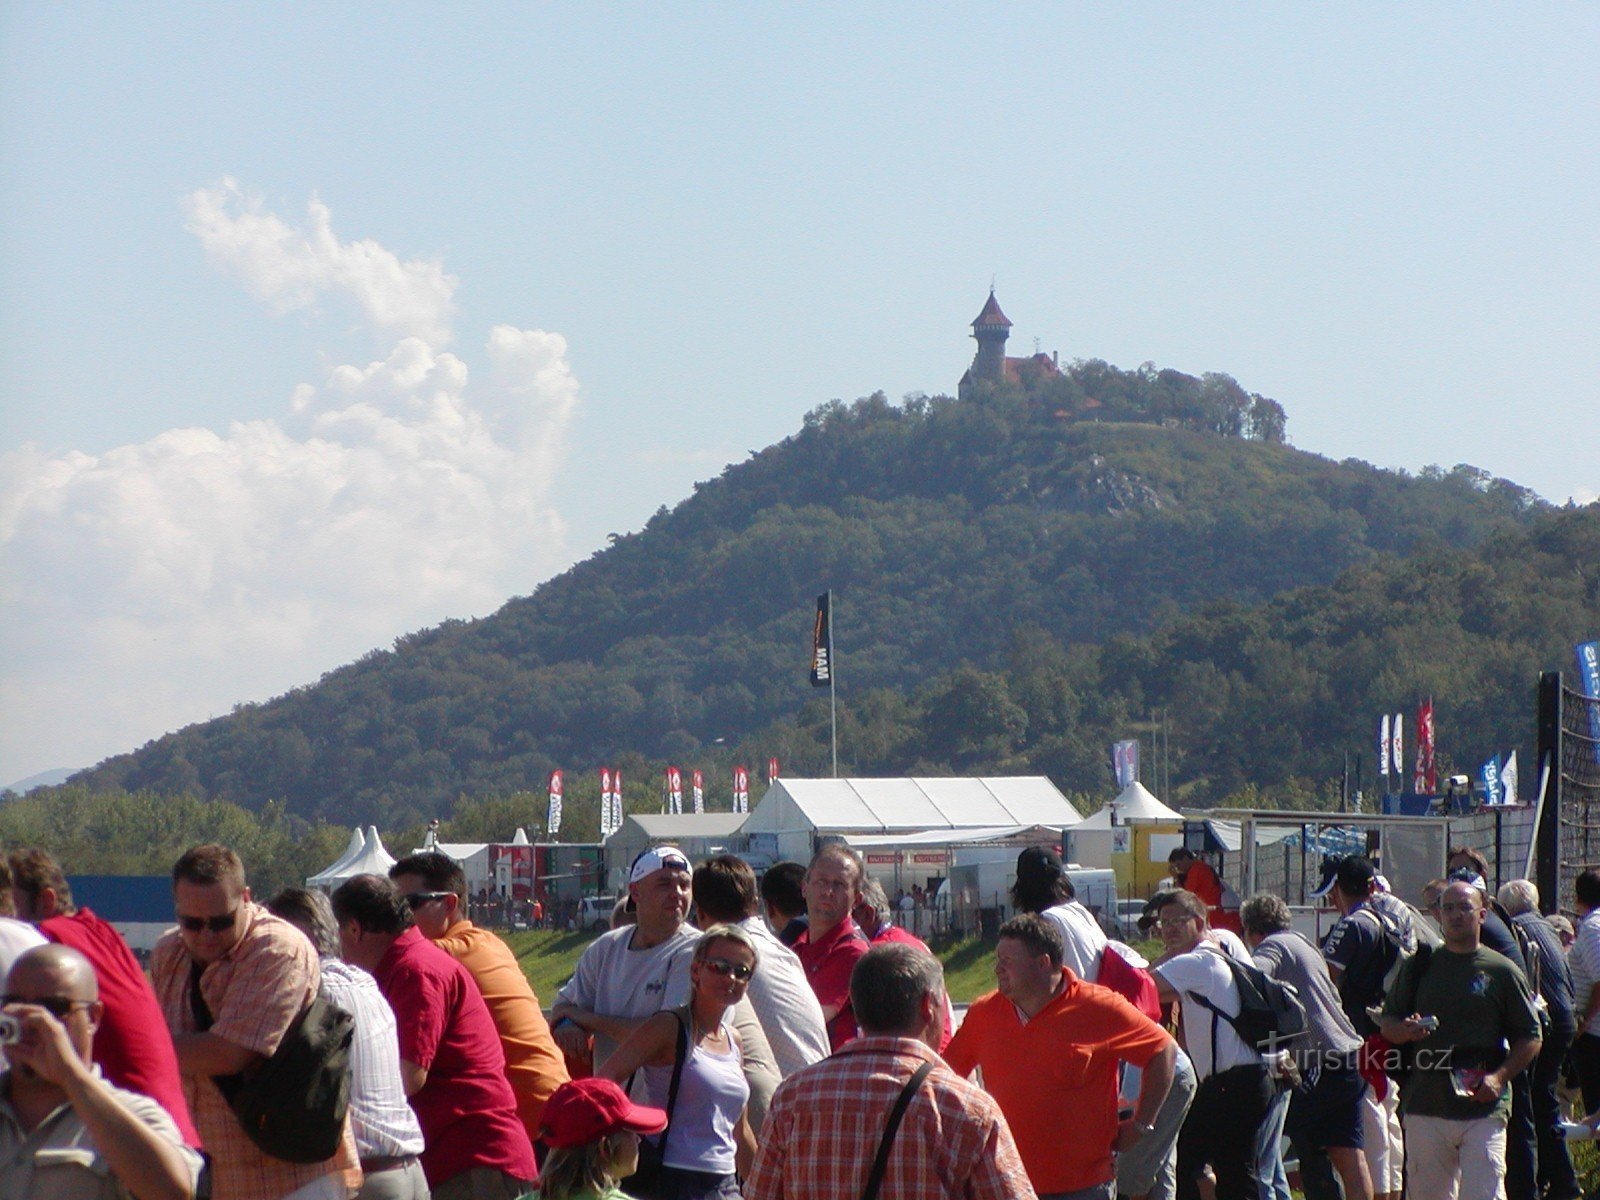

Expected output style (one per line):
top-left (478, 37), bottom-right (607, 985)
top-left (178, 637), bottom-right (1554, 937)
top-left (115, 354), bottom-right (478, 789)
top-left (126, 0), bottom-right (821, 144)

top-left (0, 1013), bottom-right (20, 1046)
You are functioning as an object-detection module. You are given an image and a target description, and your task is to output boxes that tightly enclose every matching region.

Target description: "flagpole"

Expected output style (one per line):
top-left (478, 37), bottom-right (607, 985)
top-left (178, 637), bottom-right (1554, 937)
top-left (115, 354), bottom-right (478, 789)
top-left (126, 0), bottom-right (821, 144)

top-left (828, 588), bottom-right (838, 778)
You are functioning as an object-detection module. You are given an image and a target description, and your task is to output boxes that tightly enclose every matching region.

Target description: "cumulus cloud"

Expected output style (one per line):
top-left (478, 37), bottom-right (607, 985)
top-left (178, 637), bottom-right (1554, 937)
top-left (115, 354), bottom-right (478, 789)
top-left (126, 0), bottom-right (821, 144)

top-left (184, 178), bottom-right (457, 345)
top-left (0, 186), bottom-right (578, 781)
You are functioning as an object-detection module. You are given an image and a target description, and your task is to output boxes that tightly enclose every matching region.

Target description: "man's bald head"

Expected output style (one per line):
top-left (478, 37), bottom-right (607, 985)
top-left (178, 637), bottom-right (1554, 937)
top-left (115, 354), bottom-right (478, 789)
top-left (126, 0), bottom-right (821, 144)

top-left (5, 943), bottom-right (99, 1002)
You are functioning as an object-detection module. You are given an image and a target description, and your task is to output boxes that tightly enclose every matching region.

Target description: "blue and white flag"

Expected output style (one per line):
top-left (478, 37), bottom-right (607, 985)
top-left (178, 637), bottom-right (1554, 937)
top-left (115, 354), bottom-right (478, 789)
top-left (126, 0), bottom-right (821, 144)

top-left (1501, 750), bottom-right (1519, 807)
top-left (1112, 740), bottom-right (1139, 788)
top-left (1579, 642), bottom-right (1600, 766)
top-left (1480, 754), bottom-right (1503, 807)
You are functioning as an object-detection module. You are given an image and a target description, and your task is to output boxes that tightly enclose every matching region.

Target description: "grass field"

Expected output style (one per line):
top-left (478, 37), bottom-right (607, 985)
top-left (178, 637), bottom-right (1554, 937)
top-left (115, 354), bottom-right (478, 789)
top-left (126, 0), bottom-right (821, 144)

top-left (502, 927), bottom-right (1164, 1006)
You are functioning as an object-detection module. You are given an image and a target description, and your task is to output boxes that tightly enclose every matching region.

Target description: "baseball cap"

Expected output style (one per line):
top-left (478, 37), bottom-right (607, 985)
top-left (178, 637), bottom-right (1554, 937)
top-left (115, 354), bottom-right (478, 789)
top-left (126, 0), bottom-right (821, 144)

top-left (1016, 845), bottom-right (1064, 887)
top-left (629, 846), bottom-right (691, 886)
top-left (539, 1078), bottom-right (668, 1149)
top-left (1446, 866), bottom-right (1489, 894)
top-left (1310, 855), bottom-right (1377, 900)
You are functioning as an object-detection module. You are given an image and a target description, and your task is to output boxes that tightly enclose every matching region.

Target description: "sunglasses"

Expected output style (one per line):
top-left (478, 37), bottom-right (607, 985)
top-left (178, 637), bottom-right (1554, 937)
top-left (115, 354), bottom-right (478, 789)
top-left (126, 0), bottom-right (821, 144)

top-left (178, 910), bottom-right (239, 933)
top-left (405, 891), bottom-right (454, 910)
top-left (2, 995), bottom-right (93, 1019)
top-left (701, 956), bottom-right (753, 981)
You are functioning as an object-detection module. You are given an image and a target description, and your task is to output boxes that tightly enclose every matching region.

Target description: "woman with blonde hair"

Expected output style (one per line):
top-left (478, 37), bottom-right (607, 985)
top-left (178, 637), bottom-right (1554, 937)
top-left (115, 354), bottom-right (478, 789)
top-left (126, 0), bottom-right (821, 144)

top-left (537, 1077), bottom-right (668, 1200)
top-left (603, 925), bottom-right (759, 1199)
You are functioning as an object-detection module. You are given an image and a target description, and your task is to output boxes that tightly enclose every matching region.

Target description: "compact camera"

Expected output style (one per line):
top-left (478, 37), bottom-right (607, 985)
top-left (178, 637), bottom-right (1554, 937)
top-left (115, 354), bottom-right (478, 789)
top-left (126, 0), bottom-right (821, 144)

top-left (0, 1013), bottom-right (20, 1046)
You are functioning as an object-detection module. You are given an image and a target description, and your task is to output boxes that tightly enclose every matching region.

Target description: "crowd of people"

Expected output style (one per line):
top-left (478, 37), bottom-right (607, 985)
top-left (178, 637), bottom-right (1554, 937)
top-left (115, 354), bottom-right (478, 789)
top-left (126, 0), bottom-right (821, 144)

top-left (1, 835), bottom-right (1598, 1200)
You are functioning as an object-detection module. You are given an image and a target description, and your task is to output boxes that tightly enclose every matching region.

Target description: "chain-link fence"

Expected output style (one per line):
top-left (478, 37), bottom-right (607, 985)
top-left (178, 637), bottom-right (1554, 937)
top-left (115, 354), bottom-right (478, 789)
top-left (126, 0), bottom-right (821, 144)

top-left (1551, 671), bottom-right (1600, 913)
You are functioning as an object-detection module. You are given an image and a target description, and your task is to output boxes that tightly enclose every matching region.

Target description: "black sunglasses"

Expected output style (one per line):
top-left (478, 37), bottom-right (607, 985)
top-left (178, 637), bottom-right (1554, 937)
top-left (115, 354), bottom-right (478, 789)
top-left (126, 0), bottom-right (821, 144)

top-left (178, 910), bottom-right (239, 933)
top-left (702, 956), bottom-right (754, 981)
top-left (405, 891), bottom-right (454, 910)
top-left (2, 995), bottom-right (93, 1018)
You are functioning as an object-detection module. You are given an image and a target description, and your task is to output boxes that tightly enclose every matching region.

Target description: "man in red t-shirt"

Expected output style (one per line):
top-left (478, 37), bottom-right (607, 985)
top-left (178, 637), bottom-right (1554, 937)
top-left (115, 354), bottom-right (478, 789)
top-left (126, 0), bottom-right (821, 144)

top-left (9, 847), bottom-right (200, 1147)
top-left (1169, 849), bottom-right (1241, 934)
top-left (852, 875), bottom-right (954, 1052)
top-left (946, 913), bottom-right (1177, 1200)
top-left (793, 844), bottom-right (871, 1050)
top-left (333, 873), bottom-right (537, 1197)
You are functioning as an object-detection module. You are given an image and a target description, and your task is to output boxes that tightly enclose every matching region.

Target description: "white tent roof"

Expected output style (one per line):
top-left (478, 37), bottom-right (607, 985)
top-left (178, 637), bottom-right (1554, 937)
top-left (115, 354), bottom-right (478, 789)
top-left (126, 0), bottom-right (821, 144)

top-left (307, 825), bottom-right (398, 888)
top-left (754, 777), bottom-right (1082, 834)
top-left (625, 813), bottom-right (748, 839)
top-left (308, 827), bottom-right (366, 885)
top-left (1073, 781), bottom-right (1184, 830)
top-left (843, 824), bottom-right (1057, 850)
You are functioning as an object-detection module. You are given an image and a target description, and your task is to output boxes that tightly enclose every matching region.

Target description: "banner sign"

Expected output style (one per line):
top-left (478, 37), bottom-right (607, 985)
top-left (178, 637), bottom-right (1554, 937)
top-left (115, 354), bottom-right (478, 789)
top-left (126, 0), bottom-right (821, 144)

top-left (1391, 712), bottom-right (1403, 780)
top-left (547, 770), bottom-right (563, 837)
top-left (810, 593), bottom-right (832, 687)
top-left (666, 766), bottom-right (683, 815)
top-left (733, 765), bottom-right (749, 814)
top-left (1580, 642), bottom-right (1600, 765)
top-left (1413, 699), bottom-right (1436, 795)
top-left (1112, 740), bottom-right (1139, 789)
top-left (691, 769), bottom-right (704, 814)
top-left (1379, 716), bottom-right (1391, 777)
top-left (1480, 754), bottom-right (1504, 807)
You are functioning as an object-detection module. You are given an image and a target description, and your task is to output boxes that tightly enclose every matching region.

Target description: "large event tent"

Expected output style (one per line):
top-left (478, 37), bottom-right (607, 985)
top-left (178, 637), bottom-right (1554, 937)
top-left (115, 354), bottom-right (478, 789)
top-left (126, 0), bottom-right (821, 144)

top-left (306, 825), bottom-right (398, 890)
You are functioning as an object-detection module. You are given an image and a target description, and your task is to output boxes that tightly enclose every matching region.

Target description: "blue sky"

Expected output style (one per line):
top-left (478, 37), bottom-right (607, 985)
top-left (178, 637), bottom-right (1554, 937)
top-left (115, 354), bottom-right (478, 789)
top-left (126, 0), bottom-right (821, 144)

top-left (2, 4), bottom-right (1596, 785)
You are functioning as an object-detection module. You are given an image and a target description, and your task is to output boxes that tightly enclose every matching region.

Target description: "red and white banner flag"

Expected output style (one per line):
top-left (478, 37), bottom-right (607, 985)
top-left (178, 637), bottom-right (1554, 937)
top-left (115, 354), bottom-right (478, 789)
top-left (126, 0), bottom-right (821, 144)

top-left (612, 770), bottom-right (624, 833)
top-left (733, 765), bottom-right (749, 814)
top-left (691, 769), bottom-right (704, 814)
top-left (1413, 699), bottom-right (1436, 794)
top-left (1378, 716), bottom-right (1390, 778)
top-left (547, 770), bottom-right (563, 837)
top-left (1391, 712), bottom-right (1403, 780)
top-left (666, 766), bottom-right (683, 815)
top-left (768, 757), bottom-right (780, 784)
top-left (599, 768), bottom-right (612, 834)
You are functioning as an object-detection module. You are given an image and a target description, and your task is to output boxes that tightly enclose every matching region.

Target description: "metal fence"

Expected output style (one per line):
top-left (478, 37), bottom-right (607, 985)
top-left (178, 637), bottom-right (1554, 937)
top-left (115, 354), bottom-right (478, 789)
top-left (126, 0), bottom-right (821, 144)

top-left (1548, 671), bottom-right (1600, 913)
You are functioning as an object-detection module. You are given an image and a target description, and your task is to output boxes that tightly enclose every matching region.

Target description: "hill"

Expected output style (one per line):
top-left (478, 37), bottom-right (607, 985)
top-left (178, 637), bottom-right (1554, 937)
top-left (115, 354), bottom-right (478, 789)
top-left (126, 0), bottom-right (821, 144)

top-left (73, 361), bottom-right (1556, 825)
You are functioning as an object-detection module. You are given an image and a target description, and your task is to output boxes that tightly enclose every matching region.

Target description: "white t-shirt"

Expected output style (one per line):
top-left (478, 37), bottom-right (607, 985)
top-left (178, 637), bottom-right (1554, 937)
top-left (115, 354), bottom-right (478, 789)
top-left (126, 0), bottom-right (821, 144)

top-left (555, 923), bottom-right (698, 1069)
top-left (1208, 928), bottom-right (1251, 962)
top-left (1042, 901), bottom-right (1109, 982)
top-left (735, 916), bottom-right (830, 1077)
top-left (1155, 946), bottom-right (1262, 1078)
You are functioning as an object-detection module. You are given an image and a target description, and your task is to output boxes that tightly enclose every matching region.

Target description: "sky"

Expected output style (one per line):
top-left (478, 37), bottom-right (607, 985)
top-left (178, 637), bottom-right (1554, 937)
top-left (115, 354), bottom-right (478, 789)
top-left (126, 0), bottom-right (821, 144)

top-left (2, 5), bottom-right (1597, 786)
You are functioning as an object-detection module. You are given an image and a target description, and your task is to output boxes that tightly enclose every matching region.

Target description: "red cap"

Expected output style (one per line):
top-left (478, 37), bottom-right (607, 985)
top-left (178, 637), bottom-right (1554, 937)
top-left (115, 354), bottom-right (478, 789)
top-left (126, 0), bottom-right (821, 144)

top-left (539, 1078), bottom-right (668, 1149)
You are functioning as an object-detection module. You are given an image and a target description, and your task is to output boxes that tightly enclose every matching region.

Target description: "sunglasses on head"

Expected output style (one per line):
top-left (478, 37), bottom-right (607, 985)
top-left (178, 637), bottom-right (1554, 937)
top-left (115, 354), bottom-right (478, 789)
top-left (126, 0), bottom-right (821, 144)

top-left (405, 891), bottom-right (453, 910)
top-left (178, 910), bottom-right (238, 933)
top-left (702, 956), bottom-right (753, 981)
top-left (2, 995), bottom-right (93, 1018)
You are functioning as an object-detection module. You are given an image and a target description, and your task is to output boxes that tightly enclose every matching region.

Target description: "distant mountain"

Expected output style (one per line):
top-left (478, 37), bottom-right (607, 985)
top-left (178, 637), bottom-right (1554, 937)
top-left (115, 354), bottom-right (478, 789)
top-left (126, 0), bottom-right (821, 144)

top-left (3, 768), bottom-right (77, 796)
top-left (73, 361), bottom-right (1556, 826)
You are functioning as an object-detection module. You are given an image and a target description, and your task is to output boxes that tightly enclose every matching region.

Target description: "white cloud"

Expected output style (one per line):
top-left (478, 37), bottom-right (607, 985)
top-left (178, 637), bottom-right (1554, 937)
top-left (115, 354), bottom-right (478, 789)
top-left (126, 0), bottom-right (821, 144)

top-left (184, 178), bottom-right (457, 345)
top-left (0, 187), bottom-right (578, 781)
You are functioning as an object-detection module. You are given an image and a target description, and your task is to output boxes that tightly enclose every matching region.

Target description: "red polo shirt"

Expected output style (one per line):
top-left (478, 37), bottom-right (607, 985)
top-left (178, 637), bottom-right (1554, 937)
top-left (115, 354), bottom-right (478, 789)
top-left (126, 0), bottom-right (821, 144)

top-left (372, 927), bottom-right (537, 1186)
top-left (794, 916), bottom-right (871, 1050)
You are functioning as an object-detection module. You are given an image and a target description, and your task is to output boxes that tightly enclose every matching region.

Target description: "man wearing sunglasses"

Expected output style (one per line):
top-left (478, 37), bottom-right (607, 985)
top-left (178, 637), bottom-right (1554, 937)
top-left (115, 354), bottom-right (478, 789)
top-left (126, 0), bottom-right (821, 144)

top-left (388, 851), bottom-right (569, 1142)
top-left (151, 843), bottom-right (359, 1200)
top-left (0, 943), bottom-right (204, 1200)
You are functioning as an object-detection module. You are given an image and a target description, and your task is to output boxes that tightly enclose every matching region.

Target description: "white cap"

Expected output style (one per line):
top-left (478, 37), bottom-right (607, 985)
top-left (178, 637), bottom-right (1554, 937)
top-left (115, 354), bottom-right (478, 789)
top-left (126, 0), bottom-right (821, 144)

top-left (629, 846), bottom-right (690, 885)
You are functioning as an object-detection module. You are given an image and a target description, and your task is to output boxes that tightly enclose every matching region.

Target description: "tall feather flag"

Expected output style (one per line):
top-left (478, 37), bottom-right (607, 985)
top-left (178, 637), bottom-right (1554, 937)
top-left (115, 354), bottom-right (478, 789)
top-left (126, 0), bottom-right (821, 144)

top-left (599, 768), bottom-right (613, 836)
top-left (692, 769), bottom-right (704, 814)
top-left (1479, 754), bottom-right (1504, 807)
top-left (666, 766), bottom-right (683, 815)
top-left (1391, 712), bottom-right (1404, 780)
top-left (1379, 715), bottom-right (1391, 780)
top-left (611, 770), bottom-right (624, 834)
top-left (768, 757), bottom-right (780, 784)
top-left (733, 765), bottom-right (749, 814)
top-left (547, 770), bottom-right (563, 837)
top-left (1413, 699), bottom-right (1436, 795)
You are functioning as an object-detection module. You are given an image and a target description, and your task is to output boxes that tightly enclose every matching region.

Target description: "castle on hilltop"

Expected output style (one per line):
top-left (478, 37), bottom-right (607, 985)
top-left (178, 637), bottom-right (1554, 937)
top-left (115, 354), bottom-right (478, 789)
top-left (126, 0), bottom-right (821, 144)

top-left (958, 289), bottom-right (1061, 399)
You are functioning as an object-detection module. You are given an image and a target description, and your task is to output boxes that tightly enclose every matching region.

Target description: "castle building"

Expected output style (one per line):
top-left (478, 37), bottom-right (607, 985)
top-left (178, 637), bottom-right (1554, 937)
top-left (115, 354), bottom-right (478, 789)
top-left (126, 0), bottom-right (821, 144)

top-left (958, 289), bottom-right (1060, 398)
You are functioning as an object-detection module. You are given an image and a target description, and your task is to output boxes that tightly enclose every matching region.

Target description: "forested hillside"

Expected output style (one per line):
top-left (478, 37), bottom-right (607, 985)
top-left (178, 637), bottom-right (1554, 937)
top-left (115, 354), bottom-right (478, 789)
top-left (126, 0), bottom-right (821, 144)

top-left (69, 361), bottom-right (1563, 826)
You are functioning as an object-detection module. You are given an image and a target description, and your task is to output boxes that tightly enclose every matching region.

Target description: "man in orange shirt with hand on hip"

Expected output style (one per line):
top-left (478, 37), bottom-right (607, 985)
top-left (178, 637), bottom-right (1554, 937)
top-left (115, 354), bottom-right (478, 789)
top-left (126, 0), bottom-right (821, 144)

top-left (945, 913), bottom-right (1178, 1200)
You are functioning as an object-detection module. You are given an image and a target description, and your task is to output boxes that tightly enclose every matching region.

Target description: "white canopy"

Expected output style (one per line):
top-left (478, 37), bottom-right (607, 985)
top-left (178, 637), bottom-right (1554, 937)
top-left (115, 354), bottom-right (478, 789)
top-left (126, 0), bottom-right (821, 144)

top-left (307, 825), bottom-right (398, 889)
top-left (1072, 781), bottom-right (1183, 830)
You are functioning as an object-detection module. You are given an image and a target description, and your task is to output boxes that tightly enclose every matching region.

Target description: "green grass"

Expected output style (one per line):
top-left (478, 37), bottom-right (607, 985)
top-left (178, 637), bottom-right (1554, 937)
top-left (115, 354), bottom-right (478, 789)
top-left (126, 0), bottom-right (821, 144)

top-left (500, 928), bottom-right (1165, 1008)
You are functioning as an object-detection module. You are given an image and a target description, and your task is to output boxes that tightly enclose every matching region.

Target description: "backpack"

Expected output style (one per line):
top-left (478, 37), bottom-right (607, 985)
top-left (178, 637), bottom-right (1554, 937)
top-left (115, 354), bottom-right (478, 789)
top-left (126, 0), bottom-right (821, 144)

top-left (1097, 942), bottom-right (1163, 1023)
top-left (1351, 900), bottom-right (1432, 1000)
top-left (194, 975), bottom-right (354, 1164)
top-left (1186, 953), bottom-right (1308, 1056)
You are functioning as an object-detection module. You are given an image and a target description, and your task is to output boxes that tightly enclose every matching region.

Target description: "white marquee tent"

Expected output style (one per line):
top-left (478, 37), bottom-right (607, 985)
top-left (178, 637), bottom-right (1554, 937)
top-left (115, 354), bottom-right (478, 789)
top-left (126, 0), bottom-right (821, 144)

top-left (1065, 781), bottom-right (1184, 869)
top-left (306, 825), bottom-right (399, 890)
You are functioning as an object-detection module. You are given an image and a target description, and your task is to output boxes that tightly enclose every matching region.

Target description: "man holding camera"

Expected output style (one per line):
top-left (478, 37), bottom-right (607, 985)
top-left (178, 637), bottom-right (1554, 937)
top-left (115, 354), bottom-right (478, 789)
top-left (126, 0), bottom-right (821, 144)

top-left (0, 943), bottom-right (203, 1200)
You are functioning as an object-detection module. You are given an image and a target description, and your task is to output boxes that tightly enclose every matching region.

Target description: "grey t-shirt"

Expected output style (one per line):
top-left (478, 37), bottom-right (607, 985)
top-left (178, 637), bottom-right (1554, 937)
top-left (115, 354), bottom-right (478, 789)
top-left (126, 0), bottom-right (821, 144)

top-left (555, 923), bottom-right (698, 1068)
top-left (1252, 929), bottom-right (1362, 1058)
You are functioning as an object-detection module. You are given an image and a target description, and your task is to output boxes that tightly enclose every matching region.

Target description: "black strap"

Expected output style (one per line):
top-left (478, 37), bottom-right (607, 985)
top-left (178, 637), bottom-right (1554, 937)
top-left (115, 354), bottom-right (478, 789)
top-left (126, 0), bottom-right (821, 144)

top-left (644, 1008), bottom-right (690, 1161)
top-left (860, 1059), bottom-right (934, 1200)
top-left (189, 959), bottom-right (214, 1032)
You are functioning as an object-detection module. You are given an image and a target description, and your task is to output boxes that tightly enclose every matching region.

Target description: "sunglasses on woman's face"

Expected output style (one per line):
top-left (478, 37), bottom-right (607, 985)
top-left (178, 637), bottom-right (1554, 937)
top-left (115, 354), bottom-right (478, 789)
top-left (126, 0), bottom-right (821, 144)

top-left (701, 957), bottom-right (753, 981)
top-left (178, 910), bottom-right (239, 933)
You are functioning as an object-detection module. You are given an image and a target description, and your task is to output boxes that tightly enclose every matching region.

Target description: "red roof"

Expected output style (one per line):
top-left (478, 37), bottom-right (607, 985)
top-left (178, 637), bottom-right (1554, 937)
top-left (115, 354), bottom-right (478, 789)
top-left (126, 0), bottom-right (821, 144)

top-left (971, 290), bottom-right (1012, 329)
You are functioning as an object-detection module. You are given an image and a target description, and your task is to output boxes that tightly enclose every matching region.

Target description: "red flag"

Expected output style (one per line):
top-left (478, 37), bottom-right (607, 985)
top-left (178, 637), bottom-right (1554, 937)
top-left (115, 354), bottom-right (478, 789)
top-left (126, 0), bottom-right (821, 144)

top-left (768, 757), bottom-right (780, 784)
top-left (733, 765), bottom-right (749, 814)
top-left (666, 766), bottom-right (683, 814)
top-left (691, 769), bottom-right (704, 814)
top-left (1413, 699), bottom-right (1436, 794)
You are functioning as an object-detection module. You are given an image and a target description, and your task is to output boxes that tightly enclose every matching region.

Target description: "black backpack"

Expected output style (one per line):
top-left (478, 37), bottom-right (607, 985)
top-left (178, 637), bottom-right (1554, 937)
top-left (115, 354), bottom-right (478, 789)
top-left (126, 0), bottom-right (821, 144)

top-left (1187, 955), bottom-right (1308, 1056)
top-left (193, 972), bottom-right (354, 1163)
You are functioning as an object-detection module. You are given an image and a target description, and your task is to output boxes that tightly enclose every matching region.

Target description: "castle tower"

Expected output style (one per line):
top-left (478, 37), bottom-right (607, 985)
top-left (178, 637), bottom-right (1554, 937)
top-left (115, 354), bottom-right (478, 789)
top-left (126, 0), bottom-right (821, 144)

top-left (968, 289), bottom-right (1013, 385)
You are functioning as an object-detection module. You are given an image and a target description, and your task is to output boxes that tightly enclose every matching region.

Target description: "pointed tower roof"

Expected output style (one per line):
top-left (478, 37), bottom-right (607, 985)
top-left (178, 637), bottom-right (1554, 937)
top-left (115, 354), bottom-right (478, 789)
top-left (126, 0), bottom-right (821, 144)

top-left (971, 289), bottom-right (1013, 330)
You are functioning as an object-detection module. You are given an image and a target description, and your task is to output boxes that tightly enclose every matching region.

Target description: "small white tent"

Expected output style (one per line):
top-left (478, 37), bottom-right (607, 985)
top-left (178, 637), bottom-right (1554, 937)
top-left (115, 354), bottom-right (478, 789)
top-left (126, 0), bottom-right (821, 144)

top-left (1066, 782), bottom-right (1184, 869)
top-left (306, 826), bottom-right (398, 890)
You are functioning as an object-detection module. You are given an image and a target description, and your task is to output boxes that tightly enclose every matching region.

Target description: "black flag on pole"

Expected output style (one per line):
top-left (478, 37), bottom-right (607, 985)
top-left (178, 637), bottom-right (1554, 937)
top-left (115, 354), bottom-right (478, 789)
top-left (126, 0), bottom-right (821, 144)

top-left (809, 592), bottom-right (831, 687)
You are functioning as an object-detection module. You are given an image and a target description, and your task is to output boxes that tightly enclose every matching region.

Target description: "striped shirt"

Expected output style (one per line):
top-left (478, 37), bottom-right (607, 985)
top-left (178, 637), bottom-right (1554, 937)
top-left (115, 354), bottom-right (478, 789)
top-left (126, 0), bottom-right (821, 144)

top-left (745, 1035), bottom-right (1037, 1200)
top-left (1568, 909), bottom-right (1600, 1036)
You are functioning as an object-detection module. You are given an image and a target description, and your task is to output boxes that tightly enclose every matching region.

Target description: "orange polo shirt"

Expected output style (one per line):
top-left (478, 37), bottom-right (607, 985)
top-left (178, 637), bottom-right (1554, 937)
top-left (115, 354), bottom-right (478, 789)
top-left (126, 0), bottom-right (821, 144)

top-left (945, 968), bottom-right (1172, 1194)
top-left (433, 919), bottom-right (570, 1138)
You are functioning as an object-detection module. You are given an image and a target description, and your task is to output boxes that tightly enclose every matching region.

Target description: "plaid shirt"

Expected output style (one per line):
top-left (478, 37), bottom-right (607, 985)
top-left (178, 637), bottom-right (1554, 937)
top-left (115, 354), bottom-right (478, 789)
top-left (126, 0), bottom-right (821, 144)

top-left (151, 903), bottom-right (360, 1200)
top-left (746, 1035), bottom-right (1037, 1200)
